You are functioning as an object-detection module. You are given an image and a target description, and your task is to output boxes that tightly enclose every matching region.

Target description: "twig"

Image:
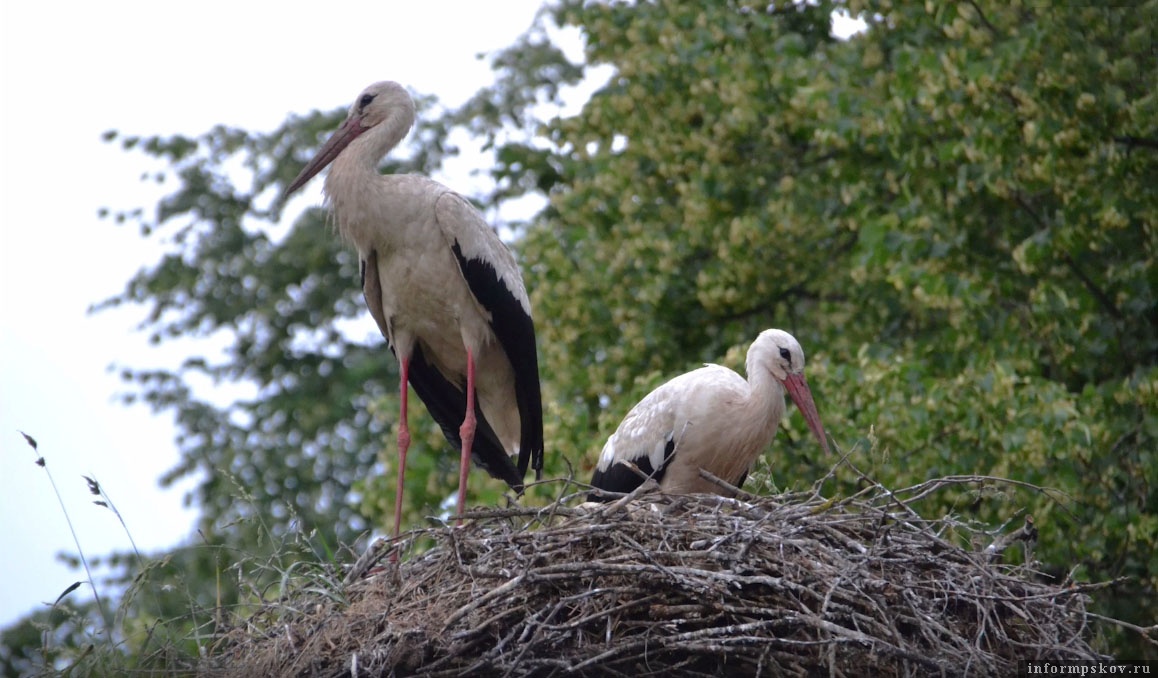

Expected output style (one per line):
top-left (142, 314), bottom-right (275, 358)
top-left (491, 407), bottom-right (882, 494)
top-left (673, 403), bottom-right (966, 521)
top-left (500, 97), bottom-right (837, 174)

top-left (697, 469), bottom-right (757, 500)
top-left (984, 514), bottom-right (1038, 560)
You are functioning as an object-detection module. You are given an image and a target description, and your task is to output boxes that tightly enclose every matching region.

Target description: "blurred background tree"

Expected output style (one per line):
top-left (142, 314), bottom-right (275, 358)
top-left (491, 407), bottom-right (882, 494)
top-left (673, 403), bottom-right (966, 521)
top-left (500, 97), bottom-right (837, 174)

top-left (4, 1), bottom-right (1153, 672)
top-left (525, 0), bottom-right (1155, 656)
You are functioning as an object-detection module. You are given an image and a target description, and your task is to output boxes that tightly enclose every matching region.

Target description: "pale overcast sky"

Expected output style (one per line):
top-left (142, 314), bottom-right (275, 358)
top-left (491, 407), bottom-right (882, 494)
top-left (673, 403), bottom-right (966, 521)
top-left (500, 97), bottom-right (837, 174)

top-left (0, 0), bottom-right (552, 629)
top-left (0, 1), bottom-right (864, 631)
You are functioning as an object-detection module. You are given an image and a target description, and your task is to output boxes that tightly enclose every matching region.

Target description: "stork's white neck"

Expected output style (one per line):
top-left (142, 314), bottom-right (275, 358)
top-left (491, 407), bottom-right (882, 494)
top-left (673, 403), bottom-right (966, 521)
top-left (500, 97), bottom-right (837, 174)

top-left (722, 352), bottom-right (787, 447)
top-left (321, 115), bottom-right (413, 246)
top-left (328, 115), bottom-right (407, 182)
top-left (746, 364), bottom-right (787, 428)
top-left (324, 105), bottom-right (412, 210)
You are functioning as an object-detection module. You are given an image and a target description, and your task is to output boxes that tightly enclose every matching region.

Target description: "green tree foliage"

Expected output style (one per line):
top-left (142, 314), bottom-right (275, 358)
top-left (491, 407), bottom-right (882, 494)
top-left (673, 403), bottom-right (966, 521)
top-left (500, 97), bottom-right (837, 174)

top-left (527, 0), bottom-right (1155, 656)
top-left (5, 0), bottom-right (1153, 669)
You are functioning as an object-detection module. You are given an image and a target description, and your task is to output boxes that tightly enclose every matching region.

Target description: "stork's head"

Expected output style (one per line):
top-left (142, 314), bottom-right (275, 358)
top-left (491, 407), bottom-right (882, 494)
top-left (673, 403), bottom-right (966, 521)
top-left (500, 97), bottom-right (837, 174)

top-left (342, 81), bottom-right (416, 131)
top-left (749, 329), bottom-right (831, 455)
top-left (749, 329), bottom-right (806, 382)
top-left (284, 81), bottom-right (417, 197)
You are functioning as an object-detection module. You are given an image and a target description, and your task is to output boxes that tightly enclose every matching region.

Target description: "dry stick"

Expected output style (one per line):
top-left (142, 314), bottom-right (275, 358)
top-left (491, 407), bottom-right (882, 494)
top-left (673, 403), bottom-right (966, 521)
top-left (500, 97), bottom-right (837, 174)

top-left (343, 537), bottom-right (393, 585)
top-left (1083, 611), bottom-right (1158, 646)
top-left (439, 574), bottom-right (525, 632)
top-left (984, 514), bottom-right (1038, 559)
top-left (887, 474), bottom-right (1078, 521)
top-left (503, 594), bottom-right (662, 673)
top-left (697, 468), bottom-right (757, 500)
top-left (460, 605), bottom-right (548, 673)
top-left (601, 472), bottom-right (664, 509)
top-left (906, 578), bottom-right (1121, 603)
top-left (804, 615), bottom-right (948, 671)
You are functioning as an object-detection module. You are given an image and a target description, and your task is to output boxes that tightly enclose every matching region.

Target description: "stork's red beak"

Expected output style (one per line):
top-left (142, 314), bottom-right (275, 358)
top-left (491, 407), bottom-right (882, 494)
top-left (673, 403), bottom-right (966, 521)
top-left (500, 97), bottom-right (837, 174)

top-left (782, 373), bottom-right (830, 454)
top-left (284, 114), bottom-right (369, 197)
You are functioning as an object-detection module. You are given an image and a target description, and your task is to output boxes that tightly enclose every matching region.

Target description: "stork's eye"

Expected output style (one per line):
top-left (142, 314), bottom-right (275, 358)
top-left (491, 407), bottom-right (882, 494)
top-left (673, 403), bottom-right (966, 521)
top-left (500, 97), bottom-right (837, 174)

top-left (779, 347), bottom-right (791, 361)
top-left (359, 93), bottom-right (376, 109)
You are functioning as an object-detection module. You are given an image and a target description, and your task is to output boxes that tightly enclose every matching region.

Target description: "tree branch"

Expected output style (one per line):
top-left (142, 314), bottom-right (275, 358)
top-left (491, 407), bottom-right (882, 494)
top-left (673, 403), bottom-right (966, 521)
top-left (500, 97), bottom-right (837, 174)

top-left (1113, 136), bottom-right (1158, 151)
top-left (966, 0), bottom-right (1001, 36)
top-left (1062, 253), bottom-right (1124, 320)
top-left (1013, 193), bottom-right (1123, 320)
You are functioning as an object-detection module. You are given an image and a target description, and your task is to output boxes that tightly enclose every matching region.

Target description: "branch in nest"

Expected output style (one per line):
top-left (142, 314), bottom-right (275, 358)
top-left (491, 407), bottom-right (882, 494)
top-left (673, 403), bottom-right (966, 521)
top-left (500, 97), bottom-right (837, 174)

top-left (696, 469), bottom-right (757, 500)
top-left (1084, 610), bottom-right (1158, 648)
top-left (584, 460), bottom-right (663, 507)
top-left (984, 514), bottom-right (1038, 561)
top-left (343, 535), bottom-right (394, 585)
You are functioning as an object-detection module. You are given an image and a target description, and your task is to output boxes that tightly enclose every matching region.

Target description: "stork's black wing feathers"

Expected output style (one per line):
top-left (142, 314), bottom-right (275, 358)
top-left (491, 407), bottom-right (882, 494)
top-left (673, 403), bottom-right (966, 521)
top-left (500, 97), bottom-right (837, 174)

top-left (406, 343), bottom-right (525, 491)
top-left (360, 251), bottom-right (524, 492)
top-left (451, 241), bottom-right (545, 481)
top-left (587, 437), bottom-right (676, 502)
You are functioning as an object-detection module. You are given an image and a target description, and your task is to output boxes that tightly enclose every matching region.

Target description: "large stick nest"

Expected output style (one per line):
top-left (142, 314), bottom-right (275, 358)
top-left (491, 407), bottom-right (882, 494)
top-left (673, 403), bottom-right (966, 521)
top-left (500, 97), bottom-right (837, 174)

top-left (203, 477), bottom-right (1117, 677)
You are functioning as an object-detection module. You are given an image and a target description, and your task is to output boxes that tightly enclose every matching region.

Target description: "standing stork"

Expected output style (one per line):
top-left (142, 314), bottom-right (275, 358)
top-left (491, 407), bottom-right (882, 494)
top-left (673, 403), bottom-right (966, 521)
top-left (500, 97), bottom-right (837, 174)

top-left (589, 329), bottom-right (829, 499)
top-left (284, 81), bottom-right (544, 538)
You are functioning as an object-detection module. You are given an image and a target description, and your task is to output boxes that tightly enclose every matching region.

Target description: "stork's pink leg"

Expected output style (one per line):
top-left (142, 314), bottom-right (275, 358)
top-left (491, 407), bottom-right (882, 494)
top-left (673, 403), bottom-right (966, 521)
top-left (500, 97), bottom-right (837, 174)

top-left (392, 356), bottom-right (412, 541)
top-left (456, 349), bottom-right (477, 525)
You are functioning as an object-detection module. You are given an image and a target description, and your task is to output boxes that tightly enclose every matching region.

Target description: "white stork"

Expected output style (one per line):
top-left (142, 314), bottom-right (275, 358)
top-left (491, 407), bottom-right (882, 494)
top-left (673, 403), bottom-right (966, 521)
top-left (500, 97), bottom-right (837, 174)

top-left (283, 81), bottom-right (544, 537)
top-left (589, 329), bottom-right (829, 499)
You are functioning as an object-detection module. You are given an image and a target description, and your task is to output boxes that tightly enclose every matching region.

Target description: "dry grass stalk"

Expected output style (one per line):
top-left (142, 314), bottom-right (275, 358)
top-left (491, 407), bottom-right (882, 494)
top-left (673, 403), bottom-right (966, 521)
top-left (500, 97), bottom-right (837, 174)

top-left (201, 477), bottom-right (1122, 677)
